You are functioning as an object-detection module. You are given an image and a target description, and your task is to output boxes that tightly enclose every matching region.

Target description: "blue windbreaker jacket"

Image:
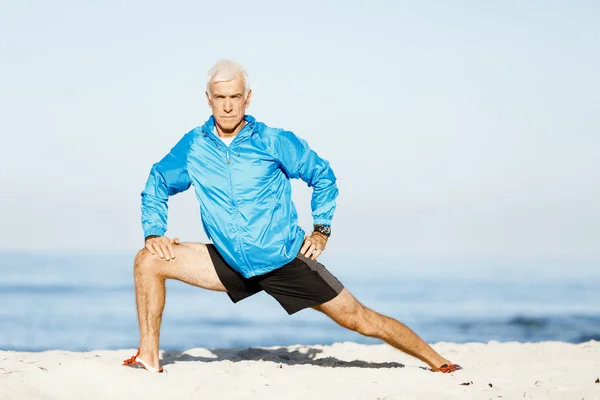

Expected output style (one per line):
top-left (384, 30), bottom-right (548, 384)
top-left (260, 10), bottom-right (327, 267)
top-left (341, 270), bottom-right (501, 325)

top-left (141, 115), bottom-right (338, 278)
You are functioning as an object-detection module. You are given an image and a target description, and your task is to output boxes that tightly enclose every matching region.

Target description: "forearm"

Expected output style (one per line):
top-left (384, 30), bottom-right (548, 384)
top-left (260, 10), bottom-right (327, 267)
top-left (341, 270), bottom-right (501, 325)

top-left (141, 165), bottom-right (172, 238)
top-left (141, 193), bottom-right (168, 237)
top-left (309, 163), bottom-right (338, 226)
top-left (311, 189), bottom-right (338, 225)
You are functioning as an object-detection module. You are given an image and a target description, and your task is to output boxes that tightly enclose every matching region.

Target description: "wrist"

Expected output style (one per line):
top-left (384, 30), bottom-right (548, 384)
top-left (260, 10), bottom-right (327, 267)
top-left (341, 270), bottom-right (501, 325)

top-left (313, 224), bottom-right (331, 238)
top-left (145, 235), bottom-right (160, 241)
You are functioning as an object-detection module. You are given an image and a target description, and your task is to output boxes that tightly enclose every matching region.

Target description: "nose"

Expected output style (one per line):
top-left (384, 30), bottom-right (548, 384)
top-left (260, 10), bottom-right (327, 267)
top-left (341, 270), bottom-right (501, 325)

top-left (224, 98), bottom-right (233, 112)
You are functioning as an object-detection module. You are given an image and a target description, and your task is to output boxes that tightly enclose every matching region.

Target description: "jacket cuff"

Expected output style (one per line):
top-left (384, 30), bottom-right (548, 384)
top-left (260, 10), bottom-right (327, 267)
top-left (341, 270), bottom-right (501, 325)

top-left (313, 218), bottom-right (332, 226)
top-left (143, 227), bottom-right (166, 239)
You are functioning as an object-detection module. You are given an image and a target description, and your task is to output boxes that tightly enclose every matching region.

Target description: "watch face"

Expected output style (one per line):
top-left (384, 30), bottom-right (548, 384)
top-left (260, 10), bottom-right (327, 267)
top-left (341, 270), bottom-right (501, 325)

top-left (317, 225), bottom-right (331, 236)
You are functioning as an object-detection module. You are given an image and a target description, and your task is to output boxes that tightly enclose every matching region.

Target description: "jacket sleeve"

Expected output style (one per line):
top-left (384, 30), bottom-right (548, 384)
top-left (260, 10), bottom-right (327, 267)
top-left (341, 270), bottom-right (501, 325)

top-left (141, 133), bottom-right (193, 238)
top-left (270, 130), bottom-right (338, 226)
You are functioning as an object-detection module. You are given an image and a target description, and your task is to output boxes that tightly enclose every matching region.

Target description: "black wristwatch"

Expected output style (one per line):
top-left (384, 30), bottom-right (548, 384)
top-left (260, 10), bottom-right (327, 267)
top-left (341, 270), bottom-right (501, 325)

top-left (313, 224), bottom-right (331, 237)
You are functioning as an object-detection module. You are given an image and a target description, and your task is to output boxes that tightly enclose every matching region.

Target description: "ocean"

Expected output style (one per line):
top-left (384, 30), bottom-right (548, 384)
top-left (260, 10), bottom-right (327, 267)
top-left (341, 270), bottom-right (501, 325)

top-left (1, 252), bottom-right (599, 352)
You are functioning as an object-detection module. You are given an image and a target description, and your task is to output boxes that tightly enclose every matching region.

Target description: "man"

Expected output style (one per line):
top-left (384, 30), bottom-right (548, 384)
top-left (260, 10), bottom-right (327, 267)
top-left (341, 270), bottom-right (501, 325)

top-left (123, 60), bottom-right (461, 373)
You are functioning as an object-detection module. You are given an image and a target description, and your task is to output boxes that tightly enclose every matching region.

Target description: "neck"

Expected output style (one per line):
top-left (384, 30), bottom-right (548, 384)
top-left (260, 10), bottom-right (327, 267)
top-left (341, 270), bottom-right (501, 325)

top-left (215, 118), bottom-right (247, 138)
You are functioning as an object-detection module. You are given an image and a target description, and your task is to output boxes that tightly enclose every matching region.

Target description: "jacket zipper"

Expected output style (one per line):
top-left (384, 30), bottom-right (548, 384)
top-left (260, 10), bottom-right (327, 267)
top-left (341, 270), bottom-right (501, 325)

top-left (204, 121), bottom-right (255, 270)
top-left (224, 143), bottom-right (252, 268)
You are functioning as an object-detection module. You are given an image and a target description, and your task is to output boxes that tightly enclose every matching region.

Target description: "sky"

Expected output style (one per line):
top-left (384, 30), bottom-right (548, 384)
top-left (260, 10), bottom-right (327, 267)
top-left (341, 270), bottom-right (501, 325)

top-left (1, 0), bottom-right (599, 261)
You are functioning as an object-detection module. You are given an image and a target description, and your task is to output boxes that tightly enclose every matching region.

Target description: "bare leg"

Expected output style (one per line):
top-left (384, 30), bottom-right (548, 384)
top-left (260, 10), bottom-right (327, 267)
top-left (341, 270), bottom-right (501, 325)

top-left (133, 243), bottom-right (226, 369)
top-left (313, 289), bottom-right (452, 370)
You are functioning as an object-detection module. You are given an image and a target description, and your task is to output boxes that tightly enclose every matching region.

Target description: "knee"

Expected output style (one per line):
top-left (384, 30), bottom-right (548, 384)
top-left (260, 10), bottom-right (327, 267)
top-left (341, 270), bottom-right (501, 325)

top-left (346, 307), bottom-right (379, 338)
top-left (134, 248), bottom-right (158, 275)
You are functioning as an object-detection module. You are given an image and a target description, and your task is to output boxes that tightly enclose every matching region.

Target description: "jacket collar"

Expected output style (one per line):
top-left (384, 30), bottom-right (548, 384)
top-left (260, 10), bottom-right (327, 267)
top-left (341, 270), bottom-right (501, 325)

top-left (201, 115), bottom-right (256, 140)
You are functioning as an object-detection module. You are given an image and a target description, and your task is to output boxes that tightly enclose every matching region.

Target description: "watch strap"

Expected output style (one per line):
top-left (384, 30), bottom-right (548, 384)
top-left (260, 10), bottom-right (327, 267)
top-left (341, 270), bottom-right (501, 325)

top-left (313, 224), bottom-right (331, 237)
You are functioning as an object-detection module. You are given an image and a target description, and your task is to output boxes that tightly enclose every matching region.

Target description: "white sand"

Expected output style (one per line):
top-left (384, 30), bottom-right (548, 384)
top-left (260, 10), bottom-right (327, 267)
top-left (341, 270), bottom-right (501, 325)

top-left (1, 341), bottom-right (599, 400)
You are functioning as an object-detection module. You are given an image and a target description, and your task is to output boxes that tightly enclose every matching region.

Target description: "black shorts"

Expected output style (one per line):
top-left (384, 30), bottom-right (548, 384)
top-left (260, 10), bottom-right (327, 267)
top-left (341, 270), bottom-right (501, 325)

top-left (207, 244), bottom-right (344, 315)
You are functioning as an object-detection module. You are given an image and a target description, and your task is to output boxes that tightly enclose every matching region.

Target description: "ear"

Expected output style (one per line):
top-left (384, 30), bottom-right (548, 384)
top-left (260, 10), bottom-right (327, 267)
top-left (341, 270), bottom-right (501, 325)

top-left (205, 91), bottom-right (212, 107)
top-left (245, 90), bottom-right (253, 109)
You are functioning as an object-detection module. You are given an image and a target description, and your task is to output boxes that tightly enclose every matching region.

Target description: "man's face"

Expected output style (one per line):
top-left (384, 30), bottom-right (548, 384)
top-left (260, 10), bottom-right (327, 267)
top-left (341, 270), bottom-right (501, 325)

top-left (206, 77), bottom-right (252, 134)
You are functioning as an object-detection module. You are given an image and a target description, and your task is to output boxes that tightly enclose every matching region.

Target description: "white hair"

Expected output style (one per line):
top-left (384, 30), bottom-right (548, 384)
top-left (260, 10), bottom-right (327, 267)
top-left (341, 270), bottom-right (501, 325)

top-left (206, 59), bottom-right (250, 98)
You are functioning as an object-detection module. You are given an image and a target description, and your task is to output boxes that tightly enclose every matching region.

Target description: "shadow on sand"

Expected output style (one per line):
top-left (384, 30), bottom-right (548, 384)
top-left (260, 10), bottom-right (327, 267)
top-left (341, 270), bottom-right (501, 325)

top-left (161, 347), bottom-right (404, 369)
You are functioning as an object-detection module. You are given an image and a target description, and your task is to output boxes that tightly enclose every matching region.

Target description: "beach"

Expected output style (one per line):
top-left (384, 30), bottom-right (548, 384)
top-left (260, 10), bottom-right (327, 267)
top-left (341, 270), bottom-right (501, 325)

top-left (3, 0), bottom-right (600, 398)
top-left (2, 341), bottom-right (599, 400)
